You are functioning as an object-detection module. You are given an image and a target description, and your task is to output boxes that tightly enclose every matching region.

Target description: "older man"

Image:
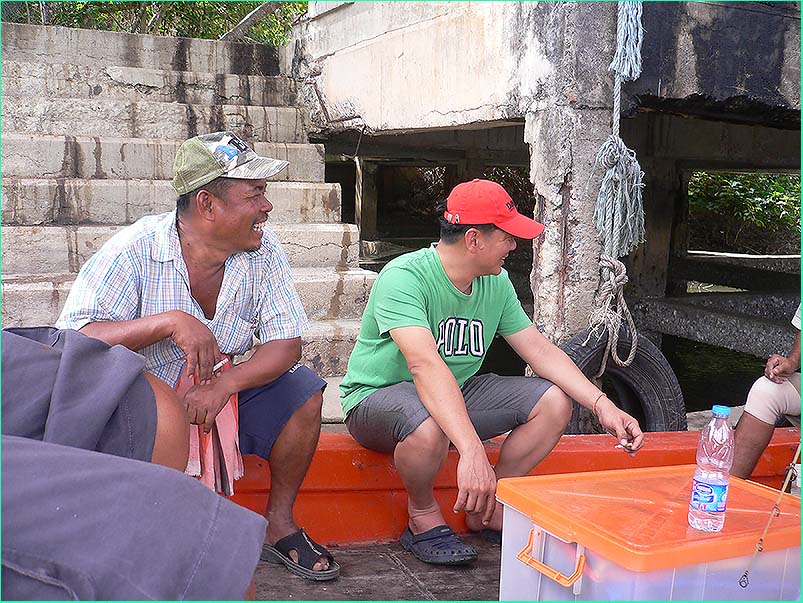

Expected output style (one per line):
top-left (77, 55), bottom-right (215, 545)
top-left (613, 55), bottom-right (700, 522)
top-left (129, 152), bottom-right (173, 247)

top-left (57, 131), bottom-right (338, 581)
top-left (340, 179), bottom-right (644, 565)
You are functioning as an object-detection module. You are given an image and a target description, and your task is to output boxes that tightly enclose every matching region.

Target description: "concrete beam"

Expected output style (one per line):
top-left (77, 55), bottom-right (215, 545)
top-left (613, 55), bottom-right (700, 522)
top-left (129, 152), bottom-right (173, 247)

top-left (2, 97), bottom-right (309, 143)
top-left (669, 256), bottom-right (800, 292)
top-left (632, 297), bottom-right (797, 359)
top-left (1, 178), bottom-right (341, 226)
top-left (303, 319), bottom-right (360, 378)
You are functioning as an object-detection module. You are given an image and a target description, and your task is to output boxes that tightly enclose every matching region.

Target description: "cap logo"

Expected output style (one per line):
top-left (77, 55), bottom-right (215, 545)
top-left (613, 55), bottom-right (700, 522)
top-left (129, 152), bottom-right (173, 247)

top-left (445, 212), bottom-right (460, 224)
top-left (218, 145), bottom-right (239, 160)
top-left (505, 200), bottom-right (515, 212)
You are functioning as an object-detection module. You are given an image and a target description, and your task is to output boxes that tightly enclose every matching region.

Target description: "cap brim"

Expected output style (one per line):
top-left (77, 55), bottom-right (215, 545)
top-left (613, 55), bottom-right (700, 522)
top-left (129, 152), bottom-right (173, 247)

top-left (497, 213), bottom-right (545, 239)
top-left (222, 156), bottom-right (289, 181)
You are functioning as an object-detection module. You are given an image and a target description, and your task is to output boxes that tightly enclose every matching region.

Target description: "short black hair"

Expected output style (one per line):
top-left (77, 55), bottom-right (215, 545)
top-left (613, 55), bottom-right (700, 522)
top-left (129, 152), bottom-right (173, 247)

top-left (435, 200), bottom-right (498, 244)
top-left (176, 177), bottom-right (236, 214)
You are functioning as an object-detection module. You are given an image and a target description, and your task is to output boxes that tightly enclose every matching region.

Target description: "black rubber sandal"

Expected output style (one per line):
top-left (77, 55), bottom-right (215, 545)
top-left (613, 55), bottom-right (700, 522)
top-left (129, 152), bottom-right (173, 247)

top-left (261, 528), bottom-right (340, 581)
top-left (400, 524), bottom-right (478, 565)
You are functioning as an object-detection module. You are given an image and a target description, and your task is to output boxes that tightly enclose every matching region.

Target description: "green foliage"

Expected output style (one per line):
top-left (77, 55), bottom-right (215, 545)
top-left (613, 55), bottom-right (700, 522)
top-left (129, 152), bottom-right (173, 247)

top-left (1, 1), bottom-right (307, 45)
top-left (688, 172), bottom-right (801, 232)
top-left (686, 171), bottom-right (801, 254)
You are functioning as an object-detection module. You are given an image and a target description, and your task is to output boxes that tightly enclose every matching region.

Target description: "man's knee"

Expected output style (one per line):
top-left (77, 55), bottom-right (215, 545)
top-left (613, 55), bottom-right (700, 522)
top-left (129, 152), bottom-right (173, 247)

top-left (532, 385), bottom-right (573, 427)
top-left (400, 417), bottom-right (449, 457)
top-left (745, 377), bottom-right (790, 425)
top-left (291, 388), bottom-right (324, 424)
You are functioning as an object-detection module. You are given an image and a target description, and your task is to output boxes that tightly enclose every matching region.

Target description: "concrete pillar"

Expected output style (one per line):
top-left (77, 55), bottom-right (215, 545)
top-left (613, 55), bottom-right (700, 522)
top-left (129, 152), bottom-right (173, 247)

top-left (525, 106), bottom-right (612, 343)
top-left (355, 157), bottom-right (378, 240)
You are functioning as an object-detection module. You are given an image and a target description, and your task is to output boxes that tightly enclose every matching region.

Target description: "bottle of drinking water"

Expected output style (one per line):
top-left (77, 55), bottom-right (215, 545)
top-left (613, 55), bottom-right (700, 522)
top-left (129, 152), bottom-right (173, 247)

top-left (688, 405), bottom-right (734, 532)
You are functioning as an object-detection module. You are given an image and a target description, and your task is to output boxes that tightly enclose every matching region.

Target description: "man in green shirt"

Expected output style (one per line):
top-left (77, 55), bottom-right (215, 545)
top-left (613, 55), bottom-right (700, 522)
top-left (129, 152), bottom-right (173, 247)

top-left (340, 179), bottom-right (644, 565)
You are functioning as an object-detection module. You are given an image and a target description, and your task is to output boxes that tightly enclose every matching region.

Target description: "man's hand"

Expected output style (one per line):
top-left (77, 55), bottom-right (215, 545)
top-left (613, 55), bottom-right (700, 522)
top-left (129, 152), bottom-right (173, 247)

top-left (453, 446), bottom-right (497, 525)
top-left (595, 398), bottom-right (645, 452)
top-left (183, 379), bottom-right (231, 433)
top-left (765, 354), bottom-right (796, 383)
top-left (168, 311), bottom-right (221, 383)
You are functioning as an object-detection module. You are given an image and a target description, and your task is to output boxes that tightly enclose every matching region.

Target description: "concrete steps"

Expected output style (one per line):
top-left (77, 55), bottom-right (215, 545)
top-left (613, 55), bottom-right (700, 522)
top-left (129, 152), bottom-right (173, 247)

top-left (2, 23), bottom-right (281, 75)
top-left (2, 178), bottom-right (340, 225)
top-left (2, 60), bottom-right (297, 107)
top-left (1, 224), bottom-right (361, 274)
top-left (1, 268), bottom-right (374, 328)
top-left (2, 97), bottom-right (308, 142)
top-left (2, 23), bottom-right (370, 416)
top-left (1, 134), bottom-right (324, 183)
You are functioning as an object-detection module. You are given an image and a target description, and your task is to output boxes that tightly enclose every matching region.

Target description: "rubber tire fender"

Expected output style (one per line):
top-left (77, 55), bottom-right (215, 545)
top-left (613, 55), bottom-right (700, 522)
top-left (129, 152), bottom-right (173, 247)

top-left (560, 326), bottom-right (687, 434)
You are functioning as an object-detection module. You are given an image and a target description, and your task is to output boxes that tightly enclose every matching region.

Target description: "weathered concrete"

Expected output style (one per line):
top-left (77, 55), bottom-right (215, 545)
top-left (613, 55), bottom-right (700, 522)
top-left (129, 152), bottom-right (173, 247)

top-left (632, 297), bottom-right (798, 359)
top-left (1, 267), bottom-right (375, 329)
top-left (1, 224), bottom-right (361, 274)
top-left (303, 318), bottom-right (360, 378)
top-left (1, 134), bottom-right (324, 183)
top-left (663, 291), bottom-right (799, 323)
top-left (2, 97), bottom-right (308, 142)
top-left (293, 2), bottom-right (799, 134)
top-left (1, 178), bottom-right (341, 225)
top-left (1, 60), bottom-right (297, 107)
top-left (629, 2), bottom-right (800, 127)
top-left (2, 22), bottom-right (281, 75)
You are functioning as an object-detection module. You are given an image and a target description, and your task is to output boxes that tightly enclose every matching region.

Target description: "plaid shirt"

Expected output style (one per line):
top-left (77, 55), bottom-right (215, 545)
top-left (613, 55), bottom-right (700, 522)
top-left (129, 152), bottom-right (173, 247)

top-left (57, 210), bottom-right (309, 387)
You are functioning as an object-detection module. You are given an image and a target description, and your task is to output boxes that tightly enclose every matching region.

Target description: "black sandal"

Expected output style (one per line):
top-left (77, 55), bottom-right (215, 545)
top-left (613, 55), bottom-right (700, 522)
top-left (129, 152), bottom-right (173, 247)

top-left (400, 525), bottom-right (478, 565)
top-left (261, 528), bottom-right (340, 581)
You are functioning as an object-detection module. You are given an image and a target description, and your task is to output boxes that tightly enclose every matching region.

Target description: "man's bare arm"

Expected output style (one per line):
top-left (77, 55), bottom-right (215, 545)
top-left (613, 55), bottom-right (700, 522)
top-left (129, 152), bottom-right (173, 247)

top-left (80, 310), bottom-right (221, 382)
top-left (504, 325), bottom-right (644, 450)
top-left (390, 326), bottom-right (496, 524)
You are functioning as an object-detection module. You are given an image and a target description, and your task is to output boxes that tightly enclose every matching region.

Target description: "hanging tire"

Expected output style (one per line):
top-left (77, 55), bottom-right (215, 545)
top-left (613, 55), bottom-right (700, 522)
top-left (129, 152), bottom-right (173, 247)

top-left (560, 326), bottom-right (687, 434)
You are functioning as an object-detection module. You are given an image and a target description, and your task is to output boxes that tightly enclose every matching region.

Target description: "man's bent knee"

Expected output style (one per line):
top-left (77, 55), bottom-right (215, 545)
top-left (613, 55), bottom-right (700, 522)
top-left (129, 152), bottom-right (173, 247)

top-left (531, 385), bottom-right (573, 427)
top-left (146, 373), bottom-right (189, 471)
top-left (399, 417), bottom-right (449, 456)
top-left (290, 389), bottom-right (324, 424)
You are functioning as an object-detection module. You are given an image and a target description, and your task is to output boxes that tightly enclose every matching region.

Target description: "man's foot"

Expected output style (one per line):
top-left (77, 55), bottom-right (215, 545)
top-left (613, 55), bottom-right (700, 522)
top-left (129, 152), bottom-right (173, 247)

top-left (261, 527), bottom-right (340, 581)
top-left (264, 521), bottom-right (333, 575)
top-left (400, 525), bottom-right (478, 565)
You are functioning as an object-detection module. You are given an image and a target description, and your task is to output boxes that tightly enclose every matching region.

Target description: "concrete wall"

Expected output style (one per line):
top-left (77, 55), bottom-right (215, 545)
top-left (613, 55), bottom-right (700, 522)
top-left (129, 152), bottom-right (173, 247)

top-left (292, 1), bottom-right (800, 342)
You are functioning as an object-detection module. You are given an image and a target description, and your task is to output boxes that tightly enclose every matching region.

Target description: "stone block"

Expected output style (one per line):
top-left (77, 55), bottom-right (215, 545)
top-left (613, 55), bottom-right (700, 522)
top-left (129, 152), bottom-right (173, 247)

top-left (1, 178), bottom-right (340, 225)
top-left (2, 134), bottom-right (324, 183)
top-left (1, 267), bottom-right (375, 328)
top-left (2, 97), bottom-right (308, 143)
top-left (2, 223), bottom-right (361, 274)
top-left (1, 60), bottom-right (297, 107)
top-left (2, 23), bottom-right (281, 75)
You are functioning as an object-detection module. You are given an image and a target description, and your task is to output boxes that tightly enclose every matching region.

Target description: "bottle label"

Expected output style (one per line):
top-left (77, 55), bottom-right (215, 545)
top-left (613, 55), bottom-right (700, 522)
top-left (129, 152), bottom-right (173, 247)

top-left (690, 479), bottom-right (728, 512)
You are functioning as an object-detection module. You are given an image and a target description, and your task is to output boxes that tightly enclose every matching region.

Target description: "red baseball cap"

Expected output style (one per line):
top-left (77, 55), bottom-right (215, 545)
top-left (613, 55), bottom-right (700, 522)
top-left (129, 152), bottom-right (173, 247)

top-left (444, 179), bottom-right (545, 239)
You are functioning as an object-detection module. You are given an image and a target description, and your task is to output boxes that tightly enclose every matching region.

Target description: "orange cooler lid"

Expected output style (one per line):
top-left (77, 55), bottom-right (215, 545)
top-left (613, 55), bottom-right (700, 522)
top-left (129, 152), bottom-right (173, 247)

top-left (496, 465), bottom-right (801, 573)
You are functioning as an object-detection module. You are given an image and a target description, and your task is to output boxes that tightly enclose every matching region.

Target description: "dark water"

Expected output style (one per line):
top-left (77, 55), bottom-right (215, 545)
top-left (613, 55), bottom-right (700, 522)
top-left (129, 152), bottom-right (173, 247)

top-left (478, 334), bottom-right (766, 414)
top-left (661, 335), bottom-right (765, 412)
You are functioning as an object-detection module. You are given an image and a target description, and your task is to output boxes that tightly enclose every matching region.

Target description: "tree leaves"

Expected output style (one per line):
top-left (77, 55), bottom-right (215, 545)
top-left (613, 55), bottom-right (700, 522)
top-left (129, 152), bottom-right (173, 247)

top-left (2, 1), bottom-right (307, 45)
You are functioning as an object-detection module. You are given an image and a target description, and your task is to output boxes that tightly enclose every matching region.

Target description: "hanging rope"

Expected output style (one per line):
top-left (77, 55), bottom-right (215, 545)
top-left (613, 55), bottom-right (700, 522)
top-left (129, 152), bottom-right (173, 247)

top-left (588, 1), bottom-right (645, 379)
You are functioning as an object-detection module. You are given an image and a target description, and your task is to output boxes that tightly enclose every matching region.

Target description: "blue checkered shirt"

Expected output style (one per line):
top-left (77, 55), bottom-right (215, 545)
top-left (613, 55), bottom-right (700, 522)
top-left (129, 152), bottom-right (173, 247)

top-left (56, 210), bottom-right (309, 387)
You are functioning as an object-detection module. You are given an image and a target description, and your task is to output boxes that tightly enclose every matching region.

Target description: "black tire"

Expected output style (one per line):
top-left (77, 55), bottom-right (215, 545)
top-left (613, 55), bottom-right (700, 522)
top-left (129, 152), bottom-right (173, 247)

top-left (561, 326), bottom-right (687, 434)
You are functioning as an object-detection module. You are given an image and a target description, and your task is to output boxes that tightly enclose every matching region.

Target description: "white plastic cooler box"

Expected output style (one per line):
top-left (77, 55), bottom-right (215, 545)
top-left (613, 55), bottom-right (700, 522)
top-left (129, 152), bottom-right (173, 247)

top-left (497, 465), bottom-right (800, 601)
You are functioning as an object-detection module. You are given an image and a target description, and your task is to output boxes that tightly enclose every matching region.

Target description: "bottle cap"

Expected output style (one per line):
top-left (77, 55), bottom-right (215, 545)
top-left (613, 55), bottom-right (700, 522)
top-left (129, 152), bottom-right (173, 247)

top-left (711, 405), bottom-right (731, 416)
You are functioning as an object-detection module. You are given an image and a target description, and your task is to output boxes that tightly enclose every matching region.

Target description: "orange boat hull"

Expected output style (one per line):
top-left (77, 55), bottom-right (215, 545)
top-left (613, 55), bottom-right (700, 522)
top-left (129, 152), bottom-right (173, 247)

top-left (228, 428), bottom-right (800, 545)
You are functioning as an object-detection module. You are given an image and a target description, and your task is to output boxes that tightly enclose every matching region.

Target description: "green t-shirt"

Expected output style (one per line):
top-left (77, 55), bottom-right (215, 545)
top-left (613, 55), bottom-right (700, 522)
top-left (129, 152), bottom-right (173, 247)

top-left (339, 246), bottom-right (533, 418)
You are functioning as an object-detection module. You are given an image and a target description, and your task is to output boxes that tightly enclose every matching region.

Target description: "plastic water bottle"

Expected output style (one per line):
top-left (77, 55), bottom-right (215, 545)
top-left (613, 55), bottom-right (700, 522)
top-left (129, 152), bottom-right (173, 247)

top-left (688, 405), bottom-right (734, 532)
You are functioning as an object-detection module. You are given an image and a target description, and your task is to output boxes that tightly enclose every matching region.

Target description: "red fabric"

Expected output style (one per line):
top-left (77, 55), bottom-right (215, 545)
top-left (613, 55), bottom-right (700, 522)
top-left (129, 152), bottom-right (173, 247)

top-left (176, 357), bottom-right (243, 495)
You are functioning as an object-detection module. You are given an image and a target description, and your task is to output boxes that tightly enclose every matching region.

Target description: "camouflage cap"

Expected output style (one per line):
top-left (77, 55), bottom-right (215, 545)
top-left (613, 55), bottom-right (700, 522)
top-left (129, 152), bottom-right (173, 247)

top-left (172, 131), bottom-right (289, 195)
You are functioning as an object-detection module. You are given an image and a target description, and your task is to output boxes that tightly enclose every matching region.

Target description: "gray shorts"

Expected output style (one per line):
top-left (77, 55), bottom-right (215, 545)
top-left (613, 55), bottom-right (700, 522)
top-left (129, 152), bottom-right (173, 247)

top-left (345, 373), bottom-right (554, 453)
